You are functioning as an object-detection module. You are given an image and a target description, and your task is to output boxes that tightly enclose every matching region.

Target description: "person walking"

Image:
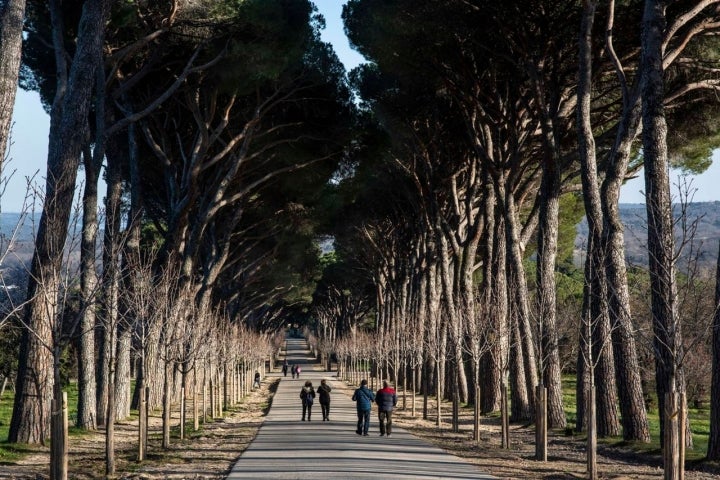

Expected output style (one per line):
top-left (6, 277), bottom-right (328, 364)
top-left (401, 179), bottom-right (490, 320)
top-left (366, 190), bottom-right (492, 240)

top-left (282, 360), bottom-right (288, 377)
top-left (352, 379), bottom-right (375, 436)
top-left (291, 364), bottom-right (297, 379)
top-left (300, 381), bottom-right (316, 421)
top-left (296, 365), bottom-right (302, 378)
top-left (253, 371), bottom-right (261, 389)
top-left (375, 380), bottom-right (397, 437)
top-left (317, 379), bottom-right (332, 421)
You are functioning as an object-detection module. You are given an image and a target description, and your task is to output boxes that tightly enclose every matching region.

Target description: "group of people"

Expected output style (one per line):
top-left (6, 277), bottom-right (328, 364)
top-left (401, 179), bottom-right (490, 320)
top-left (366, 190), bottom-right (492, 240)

top-left (282, 355), bottom-right (397, 435)
top-left (299, 379), bottom-right (332, 421)
top-left (296, 377), bottom-right (397, 437)
top-left (352, 379), bottom-right (397, 436)
top-left (282, 360), bottom-right (302, 378)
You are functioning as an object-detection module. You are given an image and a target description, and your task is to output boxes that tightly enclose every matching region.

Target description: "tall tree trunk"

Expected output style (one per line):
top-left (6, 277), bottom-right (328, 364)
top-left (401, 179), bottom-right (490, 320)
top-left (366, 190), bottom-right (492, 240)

top-left (510, 311), bottom-right (531, 421)
top-left (602, 136), bottom-right (651, 442)
top-left (536, 149), bottom-right (566, 429)
top-left (530, 51), bottom-right (567, 430)
top-left (594, 314), bottom-right (621, 437)
top-left (114, 328), bottom-right (132, 420)
top-left (600, 0), bottom-right (651, 442)
top-left (0, 0), bottom-right (26, 173)
top-left (641, 0), bottom-right (686, 447)
top-left (97, 139), bottom-right (123, 427)
top-left (76, 144), bottom-right (99, 430)
top-left (505, 192), bottom-right (538, 416)
top-left (9, 0), bottom-right (110, 444)
top-left (708, 243), bottom-right (720, 459)
top-left (483, 204), bottom-right (507, 413)
top-left (576, 0), bottom-right (601, 434)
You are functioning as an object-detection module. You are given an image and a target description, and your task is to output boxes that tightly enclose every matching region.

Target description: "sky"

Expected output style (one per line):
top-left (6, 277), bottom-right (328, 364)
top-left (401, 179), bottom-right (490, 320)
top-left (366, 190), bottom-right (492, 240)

top-left (3, 2), bottom-right (718, 213)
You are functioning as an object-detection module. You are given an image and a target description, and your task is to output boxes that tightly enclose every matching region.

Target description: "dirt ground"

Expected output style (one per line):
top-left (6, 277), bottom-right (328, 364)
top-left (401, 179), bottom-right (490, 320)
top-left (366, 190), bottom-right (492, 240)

top-left (1, 377), bottom-right (720, 479)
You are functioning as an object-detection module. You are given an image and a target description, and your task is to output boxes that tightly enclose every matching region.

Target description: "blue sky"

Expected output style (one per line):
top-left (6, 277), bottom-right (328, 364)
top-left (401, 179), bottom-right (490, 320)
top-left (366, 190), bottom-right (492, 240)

top-left (3, 2), bottom-right (718, 213)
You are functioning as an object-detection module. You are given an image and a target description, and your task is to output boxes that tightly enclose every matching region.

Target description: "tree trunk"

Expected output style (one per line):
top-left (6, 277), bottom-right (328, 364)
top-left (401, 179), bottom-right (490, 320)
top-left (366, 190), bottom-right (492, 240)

top-left (76, 145), bottom-right (99, 431)
top-left (536, 145), bottom-right (566, 429)
top-left (510, 315), bottom-right (530, 421)
top-left (501, 178), bottom-right (537, 419)
top-left (436, 226), bottom-right (469, 404)
top-left (0, 0), bottom-right (26, 172)
top-left (594, 315), bottom-right (621, 437)
top-left (483, 210), bottom-right (507, 413)
top-left (641, 0), bottom-right (686, 460)
top-left (581, 0), bottom-right (651, 442)
top-left (9, 0), bottom-right (110, 444)
top-left (708, 243), bottom-right (720, 459)
top-left (97, 140), bottom-right (123, 427)
top-left (576, 0), bottom-right (599, 435)
top-left (530, 45), bottom-right (567, 430)
top-left (602, 131), bottom-right (651, 442)
top-left (114, 327), bottom-right (132, 420)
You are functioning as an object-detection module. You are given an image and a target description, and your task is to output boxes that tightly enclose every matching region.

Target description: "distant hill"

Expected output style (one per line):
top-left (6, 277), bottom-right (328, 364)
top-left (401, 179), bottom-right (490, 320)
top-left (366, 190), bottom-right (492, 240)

top-left (575, 202), bottom-right (720, 273)
top-left (0, 212), bottom-right (37, 266)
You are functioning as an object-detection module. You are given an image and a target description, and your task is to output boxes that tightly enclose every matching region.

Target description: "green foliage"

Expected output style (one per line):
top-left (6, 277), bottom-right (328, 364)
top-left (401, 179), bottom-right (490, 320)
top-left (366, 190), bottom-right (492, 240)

top-left (558, 193), bottom-right (585, 273)
top-left (0, 389), bottom-right (12, 443)
top-left (0, 326), bottom-right (19, 388)
top-left (210, 0), bottom-right (318, 92)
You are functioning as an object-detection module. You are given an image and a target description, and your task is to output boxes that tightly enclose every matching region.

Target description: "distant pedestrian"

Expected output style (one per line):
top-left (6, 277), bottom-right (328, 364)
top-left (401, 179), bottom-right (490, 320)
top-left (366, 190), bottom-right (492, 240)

top-left (296, 365), bottom-right (302, 378)
top-left (253, 371), bottom-right (261, 389)
top-left (375, 380), bottom-right (397, 436)
top-left (282, 361), bottom-right (288, 377)
top-left (317, 379), bottom-right (332, 421)
top-left (291, 364), bottom-right (297, 378)
top-left (352, 379), bottom-right (375, 436)
top-left (300, 381), bottom-right (316, 421)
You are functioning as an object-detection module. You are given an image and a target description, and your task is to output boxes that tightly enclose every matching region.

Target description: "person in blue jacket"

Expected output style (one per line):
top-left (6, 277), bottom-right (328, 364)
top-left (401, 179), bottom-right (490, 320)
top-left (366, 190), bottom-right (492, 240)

top-left (351, 379), bottom-right (375, 436)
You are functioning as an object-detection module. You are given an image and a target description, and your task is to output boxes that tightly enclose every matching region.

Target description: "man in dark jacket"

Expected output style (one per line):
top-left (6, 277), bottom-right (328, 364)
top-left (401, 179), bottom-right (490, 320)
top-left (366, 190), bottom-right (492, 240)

top-left (375, 380), bottom-right (397, 436)
top-left (317, 379), bottom-right (332, 421)
top-left (351, 379), bottom-right (375, 435)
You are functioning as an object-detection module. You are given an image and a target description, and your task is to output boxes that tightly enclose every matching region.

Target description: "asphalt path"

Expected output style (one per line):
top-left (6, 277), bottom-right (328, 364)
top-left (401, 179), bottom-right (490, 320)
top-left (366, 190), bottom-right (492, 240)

top-left (227, 337), bottom-right (495, 479)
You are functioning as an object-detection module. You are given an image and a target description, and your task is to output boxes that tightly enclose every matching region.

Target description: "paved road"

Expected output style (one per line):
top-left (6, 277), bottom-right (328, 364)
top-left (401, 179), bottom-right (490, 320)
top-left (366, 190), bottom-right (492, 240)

top-left (227, 337), bottom-right (495, 479)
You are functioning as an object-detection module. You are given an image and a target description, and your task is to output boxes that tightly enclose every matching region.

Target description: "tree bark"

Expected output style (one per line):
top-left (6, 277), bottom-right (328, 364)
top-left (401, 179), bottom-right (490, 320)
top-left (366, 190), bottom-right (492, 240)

top-left (76, 145), bottom-right (99, 431)
top-left (0, 0), bottom-right (26, 173)
top-left (114, 327), bottom-right (132, 420)
top-left (482, 193), bottom-right (506, 414)
top-left (536, 145), bottom-right (566, 429)
top-left (9, 0), bottom-right (110, 444)
top-left (641, 0), bottom-right (686, 451)
top-left (576, 0), bottom-right (602, 435)
top-left (602, 120), bottom-right (651, 442)
top-left (510, 312), bottom-right (531, 421)
top-left (593, 314), bottom-right (621, 437)
top-left (597, 0), bottom-right (651, 443)
top-left (504, 191), bottom-right (538, 418)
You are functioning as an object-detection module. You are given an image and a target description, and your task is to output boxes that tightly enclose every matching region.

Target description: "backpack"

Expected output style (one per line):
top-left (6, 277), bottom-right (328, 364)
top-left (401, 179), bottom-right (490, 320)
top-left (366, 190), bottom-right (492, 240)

top-left (305, 390), bottom-right (314, 405)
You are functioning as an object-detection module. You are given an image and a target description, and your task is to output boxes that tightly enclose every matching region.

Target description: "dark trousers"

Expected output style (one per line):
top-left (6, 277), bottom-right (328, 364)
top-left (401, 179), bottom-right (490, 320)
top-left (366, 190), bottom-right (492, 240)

top-left (356, 409), bottom-right (370, 434)
top-left (302, 402), bottom-right (312, 420)
top-left (321, 401), bottom-right (330, 420)
top-left (379, 410), bottom-right (393, 435)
